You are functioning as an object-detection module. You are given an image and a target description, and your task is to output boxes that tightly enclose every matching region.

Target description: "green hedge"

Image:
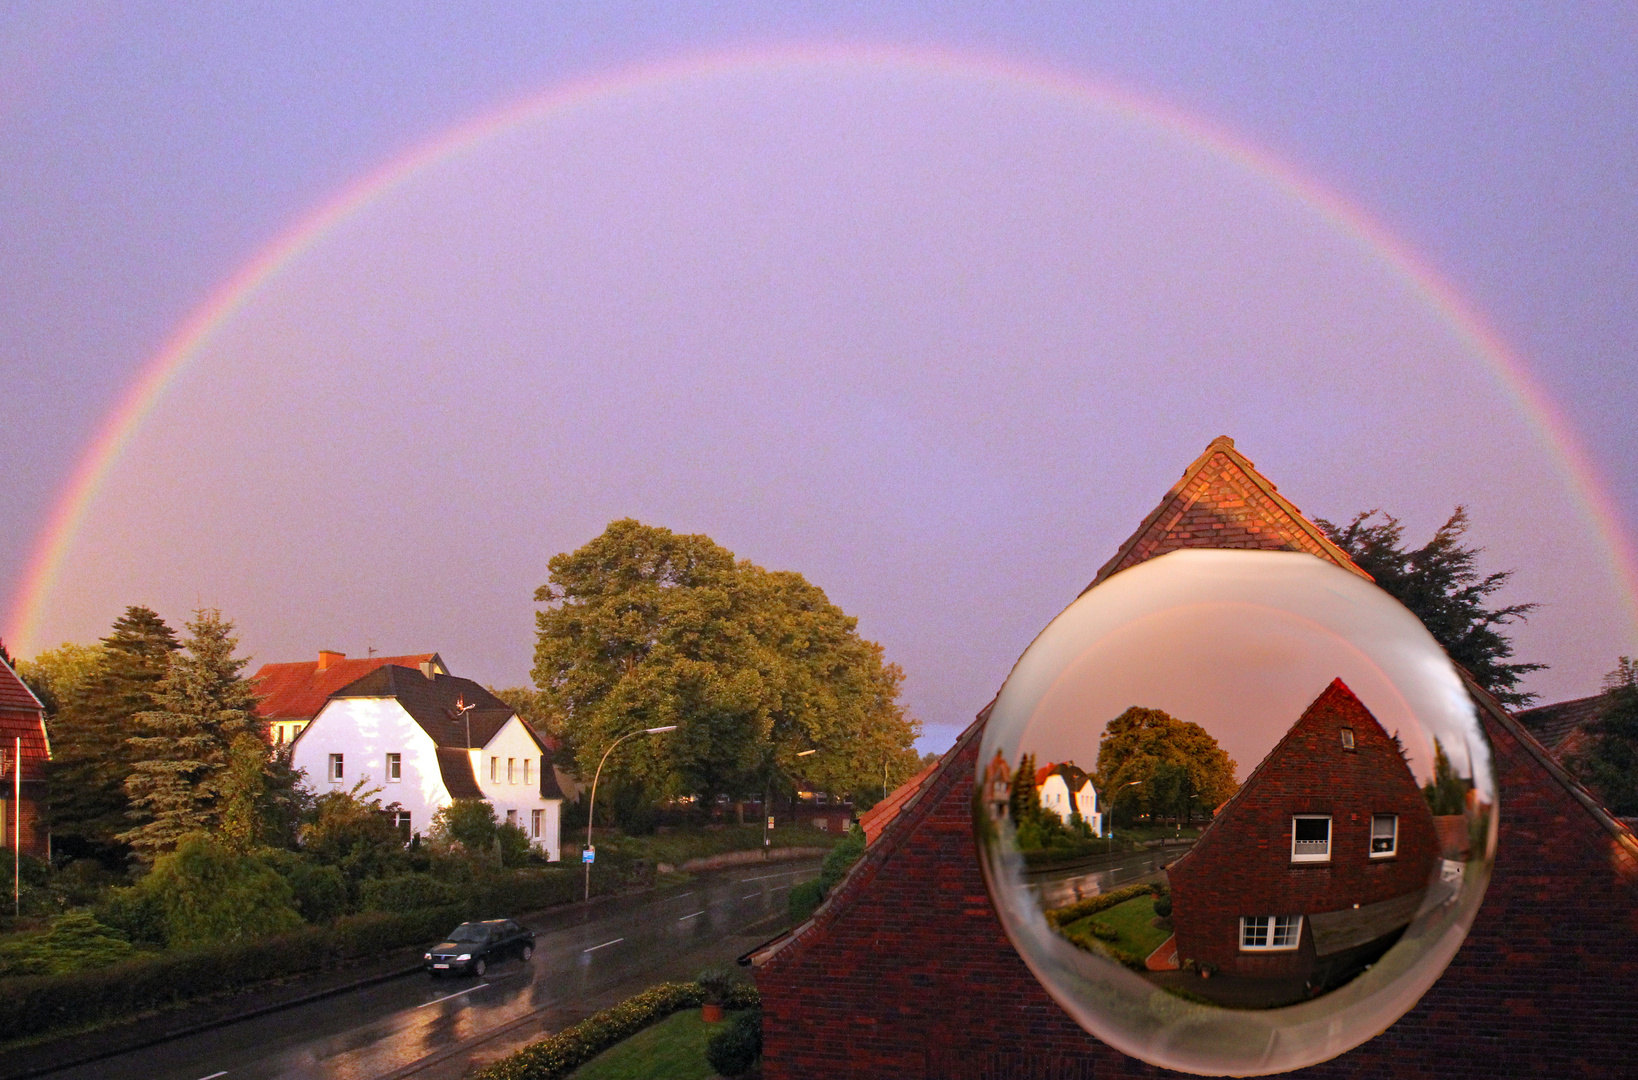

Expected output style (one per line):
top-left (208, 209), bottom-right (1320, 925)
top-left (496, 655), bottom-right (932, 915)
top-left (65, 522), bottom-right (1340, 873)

top-left (475, 980), bottom-right (761, 1080)
top-left (1044, 881), bottom-right (1164, 928)
top-left (0, 905), bottom-right (460, 1042)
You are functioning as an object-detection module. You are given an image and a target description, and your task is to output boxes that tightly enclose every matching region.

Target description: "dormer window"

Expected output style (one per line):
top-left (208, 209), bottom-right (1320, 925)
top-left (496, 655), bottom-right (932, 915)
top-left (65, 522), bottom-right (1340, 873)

top-left (1291, 815), bottom-right (1331, 863)
top-left (1340, 728), bottom-right (1355, 751)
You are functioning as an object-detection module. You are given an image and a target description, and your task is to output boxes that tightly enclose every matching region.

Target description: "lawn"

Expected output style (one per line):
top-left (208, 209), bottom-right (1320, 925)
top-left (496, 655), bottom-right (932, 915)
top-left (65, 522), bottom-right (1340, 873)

top-left (566, 1008), bottom-right (730, 1080)
top-left (1065, 894), bottom-right (1171, 963)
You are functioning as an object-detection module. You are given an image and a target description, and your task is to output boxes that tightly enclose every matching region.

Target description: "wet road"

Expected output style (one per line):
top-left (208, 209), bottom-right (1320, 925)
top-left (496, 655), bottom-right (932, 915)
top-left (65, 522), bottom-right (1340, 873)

top-left (1024, 843), bottom-right (1192, 909)
top-left (44, 861), bottom-right (819, 1080)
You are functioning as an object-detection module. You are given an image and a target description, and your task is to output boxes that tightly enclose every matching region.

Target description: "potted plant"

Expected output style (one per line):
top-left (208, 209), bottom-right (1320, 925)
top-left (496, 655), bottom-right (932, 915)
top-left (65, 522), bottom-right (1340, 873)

top-left (698, 967), bottom-right (734, 1023)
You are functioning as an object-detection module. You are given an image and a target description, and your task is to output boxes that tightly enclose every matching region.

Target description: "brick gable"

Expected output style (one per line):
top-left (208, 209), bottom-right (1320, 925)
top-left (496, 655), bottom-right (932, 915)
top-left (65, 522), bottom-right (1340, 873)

top-left (751, 437), bottom-right (1638, 1078)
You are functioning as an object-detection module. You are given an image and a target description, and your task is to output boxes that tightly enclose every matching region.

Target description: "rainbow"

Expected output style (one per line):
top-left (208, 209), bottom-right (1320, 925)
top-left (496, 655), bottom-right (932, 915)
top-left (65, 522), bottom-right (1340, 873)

top-left (9, 44), bottom-right (1637, 657)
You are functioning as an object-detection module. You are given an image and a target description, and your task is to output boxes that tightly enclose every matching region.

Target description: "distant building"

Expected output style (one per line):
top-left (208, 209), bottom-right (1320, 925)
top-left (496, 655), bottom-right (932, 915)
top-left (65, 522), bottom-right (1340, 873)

top-left (1161, 678), bottom-right (1439, 991)
top-left (1515, 693), bottom-right (1604, 763)
top-left (289, 663), bottom-right (564, 860)
top-left (252, 650), bottom-right (445, 748)
top-left (1033, 761), bottom-right (1102, 836)
top-left (0, 655), bottom-right (49, 859)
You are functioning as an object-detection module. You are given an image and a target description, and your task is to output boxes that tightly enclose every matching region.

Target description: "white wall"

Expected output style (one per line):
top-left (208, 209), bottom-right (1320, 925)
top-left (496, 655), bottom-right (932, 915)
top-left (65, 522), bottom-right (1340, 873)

top-left (474, 716), bottom-right (562, 862)
top-left (291, 697), bottom-right (444, 840)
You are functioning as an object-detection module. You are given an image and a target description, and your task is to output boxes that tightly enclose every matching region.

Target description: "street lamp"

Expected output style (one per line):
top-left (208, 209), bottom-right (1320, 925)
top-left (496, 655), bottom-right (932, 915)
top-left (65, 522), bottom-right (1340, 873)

top-left (583, 725), bottom-right (677, 902)
top-left (764, 749), bottom-right (817, 852)
top-left (1113, 779), bottom-right (1142, 855)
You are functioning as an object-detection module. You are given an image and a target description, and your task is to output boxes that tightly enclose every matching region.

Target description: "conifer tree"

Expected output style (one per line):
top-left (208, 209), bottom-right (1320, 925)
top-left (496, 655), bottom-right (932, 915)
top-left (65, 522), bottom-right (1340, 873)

top-left (46, 608), bottom-right (179, 862)
top-left (120, 609), bottom-right (260, 862)
top-left (1570, 658), bottom-right (1638, 816)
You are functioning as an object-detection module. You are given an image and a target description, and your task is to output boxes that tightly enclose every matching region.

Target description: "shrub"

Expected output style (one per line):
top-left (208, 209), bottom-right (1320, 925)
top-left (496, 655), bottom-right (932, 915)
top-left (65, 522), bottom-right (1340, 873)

top-left (257, 849), bottom-right (348, 923)
top-left (787, 879), bottom-right (824, 922)
top-left (1153, 894), bottom-right (1173, 918)
top-left (94, 885), bottom-right (166, 946)
top-left (695, 966), bottom-right (735, 1005)
top-left (817, 826), bottom-right (865, 892)
top-left (143, 834), bottom-right (304, 947)
top-left (360, 873), bottom-right (462, 914)
top-left (474, 979), bottom-right (760, 1080)
top-left (0, 913), bottom-right (133, 977)
top-left (705, 1007), bottom-right (762, 1077)
top-left (1044, 882), bottom-right (1158, 928)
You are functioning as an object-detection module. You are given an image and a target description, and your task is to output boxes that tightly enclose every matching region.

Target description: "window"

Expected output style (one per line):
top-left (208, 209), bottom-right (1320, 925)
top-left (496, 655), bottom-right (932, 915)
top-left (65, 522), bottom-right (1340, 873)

top-left (1291, 815), bottom-right (1331, 862)
top-left (815, 818), bottom-right (828, 831)
top-left (505, 809), bottom-right (517, 826)
top-left (392, 811), bottom-right (411, 839)
top-left (507, 758), bottom-right (516, 784)
top-left (275, 725), bottom-right (284, 746)
top-left (1340, 728), bottom-right (1355, 751)
top-left (329, 754), bottom-right (344, 782)
top-left (386, 753), bottom-right (401, 781)
top-left (490, 757), bottom-right (498, 782)
top-left (1371, 814), bottom-right (1399, 857)
top-left (531, 808), bottom-right (543, 838)
top-left (1240, 915), bottom-right (1303, 951)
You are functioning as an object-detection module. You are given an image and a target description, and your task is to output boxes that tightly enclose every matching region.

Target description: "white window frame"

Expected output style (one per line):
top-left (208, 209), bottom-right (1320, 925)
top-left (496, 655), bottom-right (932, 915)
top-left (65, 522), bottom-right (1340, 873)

top-left (386, 752), bottom-right (401, 781)
top-left (1371, 814), bottom-right (1399, 858)
top-left (524, 758), bottom-right (531, 785)
top-left (328, 753), bottom-right (344, 782)
top-left (530, 808), bottom-right (543, 838)
top-left (1340, 727), bottom-right (1355, 751)
top-left (490, 756), bottom-right (498, 782)
top-left (1240, 915), bottom-right (1303, 951)
top-left (507, 757), bottom-right (516, 784)
top-left (1291, 814), bottom-right (1332, 863)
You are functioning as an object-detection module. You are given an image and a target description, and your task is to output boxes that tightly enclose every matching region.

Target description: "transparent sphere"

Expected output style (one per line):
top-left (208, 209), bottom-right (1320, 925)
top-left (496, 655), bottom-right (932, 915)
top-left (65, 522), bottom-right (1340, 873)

top-left (975, 549), bottom-right (1497, 1075)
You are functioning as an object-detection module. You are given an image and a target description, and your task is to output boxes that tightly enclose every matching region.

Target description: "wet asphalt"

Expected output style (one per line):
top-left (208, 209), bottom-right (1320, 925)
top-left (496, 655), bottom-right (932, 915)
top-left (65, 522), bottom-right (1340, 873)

top-left (36, 860), bottom-right (820, 1080)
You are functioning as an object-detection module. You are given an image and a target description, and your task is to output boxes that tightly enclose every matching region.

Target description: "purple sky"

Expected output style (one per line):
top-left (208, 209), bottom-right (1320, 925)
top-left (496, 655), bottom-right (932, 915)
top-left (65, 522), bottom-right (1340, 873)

top-left (3, 6), bottom-right (1635, 753)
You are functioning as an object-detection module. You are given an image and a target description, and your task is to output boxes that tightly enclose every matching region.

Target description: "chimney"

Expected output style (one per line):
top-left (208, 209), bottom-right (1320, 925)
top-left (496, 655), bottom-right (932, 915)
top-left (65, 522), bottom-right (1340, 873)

top-left (420, 661), bottom-right (436, 680)
top-left (317, 650), bottom-right (345, 671)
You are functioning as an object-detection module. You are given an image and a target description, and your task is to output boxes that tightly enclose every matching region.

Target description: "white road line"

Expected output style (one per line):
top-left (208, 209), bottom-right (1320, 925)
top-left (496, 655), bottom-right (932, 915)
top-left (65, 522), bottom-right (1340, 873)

top-left (679, 910), bottom-right (706, 921)
top-left (195, 1072), bottom-right (228, 1080)
top-left (670, 891), bottom-right (695, 900)
top-left (583, 937), bottom-right (624, 952)
top-left (417, 983), bottom-right (490, 1008)
top-left (743, 893), bottom-right (758, 899)
top-left (737, 869), bottom-right (815, 883)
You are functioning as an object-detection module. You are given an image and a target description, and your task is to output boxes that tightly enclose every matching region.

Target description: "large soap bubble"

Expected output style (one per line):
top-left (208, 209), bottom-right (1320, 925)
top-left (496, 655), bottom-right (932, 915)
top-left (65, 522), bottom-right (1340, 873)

top-left (975, 549), bottom-right (1496, 1075)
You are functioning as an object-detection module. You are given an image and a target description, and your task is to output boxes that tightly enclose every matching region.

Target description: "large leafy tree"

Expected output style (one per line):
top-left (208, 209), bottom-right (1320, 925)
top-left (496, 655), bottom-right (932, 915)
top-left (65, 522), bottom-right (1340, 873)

top-left (120, 609), bottom-right (261, 861)
top-left (1094, 707), bottom-right (1238, 826)
top-left (1570, 658), bottom-right (1638, 816)
top-left (42, 608), bottom-right (180, 862)
top-left (1317, 508), bottom-right (1544, 706)
top-left (532, 519), bottom-right (920, 809)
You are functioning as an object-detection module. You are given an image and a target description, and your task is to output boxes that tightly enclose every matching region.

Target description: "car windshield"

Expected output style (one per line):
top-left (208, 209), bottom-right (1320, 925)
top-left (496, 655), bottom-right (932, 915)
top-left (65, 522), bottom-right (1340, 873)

top-left (448, 924), bottom-right (489, 943)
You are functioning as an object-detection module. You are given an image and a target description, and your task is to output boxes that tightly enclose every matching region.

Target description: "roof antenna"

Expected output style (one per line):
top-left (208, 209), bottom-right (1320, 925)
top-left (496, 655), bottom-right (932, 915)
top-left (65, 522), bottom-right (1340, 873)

top-left (454, 696), bottom-right (477, 749)
top-left (367, 640), bottom-right (377, 658)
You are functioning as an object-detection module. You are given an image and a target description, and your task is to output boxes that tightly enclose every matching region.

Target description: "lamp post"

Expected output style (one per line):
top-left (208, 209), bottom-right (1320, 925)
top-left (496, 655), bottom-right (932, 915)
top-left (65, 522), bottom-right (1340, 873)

top-left (583, 725), bottom-right (677, 902)
top-left (1113, 779), bottom-right (1142, 857)
top-left (764, 749), bottom-right (816, 852)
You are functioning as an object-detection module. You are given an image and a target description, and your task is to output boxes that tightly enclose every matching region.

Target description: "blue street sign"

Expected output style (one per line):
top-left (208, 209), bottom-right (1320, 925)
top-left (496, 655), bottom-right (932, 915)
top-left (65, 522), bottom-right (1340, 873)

top-left (583, 848), bottom-right (595, 864)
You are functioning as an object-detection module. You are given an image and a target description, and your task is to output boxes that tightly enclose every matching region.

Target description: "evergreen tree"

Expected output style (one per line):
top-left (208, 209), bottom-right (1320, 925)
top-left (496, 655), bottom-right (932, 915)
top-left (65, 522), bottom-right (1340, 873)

top-left (1421, 738), bottom-right (1469, 815)
top-left (46, 608), bottom-right (179, 862)
top-left (1007, 752), bottom-right (1039, 824)
top-left (1570, 658), bottom-right (1638, 816)
top-left (120, 609), bottom-right (260, 862)
top-left (1317, 508), bottom-right (1545, 706)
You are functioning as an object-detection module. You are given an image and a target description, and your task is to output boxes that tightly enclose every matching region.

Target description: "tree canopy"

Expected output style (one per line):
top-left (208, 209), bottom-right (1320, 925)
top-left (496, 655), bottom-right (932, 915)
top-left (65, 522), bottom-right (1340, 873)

top-left (1570, 657), bottom-right (1638, 816)
top-left (531, 519), bottom-right (920, 808)
top-left (1317, 507), bottom-right (1544, 706)
top-left (1094, 707), bottom-right (1238, 826)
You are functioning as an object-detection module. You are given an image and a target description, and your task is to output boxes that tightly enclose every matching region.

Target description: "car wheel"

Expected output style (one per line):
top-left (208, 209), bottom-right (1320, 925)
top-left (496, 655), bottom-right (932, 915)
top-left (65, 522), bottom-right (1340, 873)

top-left (521, 944), bottom-right (533, 962)
top-left (473, 957), bottom-right (486, 977)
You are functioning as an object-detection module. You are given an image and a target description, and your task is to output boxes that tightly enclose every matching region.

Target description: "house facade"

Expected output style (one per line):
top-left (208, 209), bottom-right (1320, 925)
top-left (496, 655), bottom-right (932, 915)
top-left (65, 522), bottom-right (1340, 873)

top-left (252, 650), bottom-right (444, 748)
top-left (1166, 677), bottom-right (1440, 987)
top-left (749, 435), bottom-right (1638, 1079)
top-left (0, 655), bottom-right (50, 859)
top-left (290, 663), bottom-right (563, 860)
top-left (1034, 761), bottom-right (1102, 835)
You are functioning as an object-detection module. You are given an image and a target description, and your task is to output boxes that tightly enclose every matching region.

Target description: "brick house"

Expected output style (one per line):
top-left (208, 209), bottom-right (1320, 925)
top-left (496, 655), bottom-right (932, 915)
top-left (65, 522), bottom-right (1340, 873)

top-left (251, 650), bottom-right (443, 748)
top-left (0, 654), bottom-right (50, 858)
top-left (748, 436), bottom-right (1638, 1079)
top-left (1166, 678), bottom-right (1440, 990)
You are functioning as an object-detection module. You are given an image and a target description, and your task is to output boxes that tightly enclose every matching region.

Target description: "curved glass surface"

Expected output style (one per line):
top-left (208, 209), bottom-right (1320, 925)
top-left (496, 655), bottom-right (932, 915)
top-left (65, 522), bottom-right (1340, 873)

top-left (975, 549), bottom-right (1496, 1075)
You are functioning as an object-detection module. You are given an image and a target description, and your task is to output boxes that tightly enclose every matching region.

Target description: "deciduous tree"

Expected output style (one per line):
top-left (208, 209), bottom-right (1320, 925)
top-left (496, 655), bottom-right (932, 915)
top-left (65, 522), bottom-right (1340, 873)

top-left (1094, 707), bottom-right (1237, 826)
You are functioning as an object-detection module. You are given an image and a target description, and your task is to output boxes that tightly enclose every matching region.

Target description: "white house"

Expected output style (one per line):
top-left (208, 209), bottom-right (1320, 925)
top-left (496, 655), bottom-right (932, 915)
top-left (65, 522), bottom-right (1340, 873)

top-left (1035, 761), bottom-right (1103, 836)
top-left (290, 662), bottom-right (564, 860)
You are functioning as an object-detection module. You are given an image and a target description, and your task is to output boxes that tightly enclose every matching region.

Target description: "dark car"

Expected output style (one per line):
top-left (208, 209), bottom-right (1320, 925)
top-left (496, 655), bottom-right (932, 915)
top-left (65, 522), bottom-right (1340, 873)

top-left (424, 919), bottom-right (535, 977)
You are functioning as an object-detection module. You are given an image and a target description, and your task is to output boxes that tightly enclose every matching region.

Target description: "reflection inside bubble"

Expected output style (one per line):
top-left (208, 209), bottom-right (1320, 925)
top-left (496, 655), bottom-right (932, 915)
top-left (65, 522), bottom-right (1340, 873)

top-left (976, 549), bottom-right (1495, 1075)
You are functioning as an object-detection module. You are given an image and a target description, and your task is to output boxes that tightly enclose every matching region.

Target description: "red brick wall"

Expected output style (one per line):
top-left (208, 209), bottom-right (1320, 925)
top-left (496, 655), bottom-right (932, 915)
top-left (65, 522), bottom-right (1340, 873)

top-left (755, 695), bottom-right (1638, 1078)
top-left (2, 783), bottom-right (48, 859)
top-left (1167, 680), bottom-right (1440, 975)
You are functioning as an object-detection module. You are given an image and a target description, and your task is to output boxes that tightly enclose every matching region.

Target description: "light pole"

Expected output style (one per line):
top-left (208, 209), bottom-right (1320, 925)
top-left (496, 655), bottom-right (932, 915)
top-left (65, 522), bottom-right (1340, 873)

top-left (764, 749), bottom-right (816, 852)
top-left (583, 725), bottom-right (677, 902)
top-left (1113, 779), bottom-right (1142, 857)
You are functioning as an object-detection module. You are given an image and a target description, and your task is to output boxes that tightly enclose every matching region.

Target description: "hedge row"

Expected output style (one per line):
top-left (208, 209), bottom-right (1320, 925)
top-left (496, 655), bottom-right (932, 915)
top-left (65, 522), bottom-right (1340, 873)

top-left (475, 980), bottom-right (761, 1080)
top-left (1044, 881), bottom-right (1165, 928)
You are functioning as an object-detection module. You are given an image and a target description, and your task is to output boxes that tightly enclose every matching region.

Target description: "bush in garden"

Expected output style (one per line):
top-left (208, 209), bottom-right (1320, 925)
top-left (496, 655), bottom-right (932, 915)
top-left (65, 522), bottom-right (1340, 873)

top-left (0, 912), bottom-right (133, 977)
top-left (299, 783), bottom-right (409, 891)
top-left (705, 1007), bottom-right (762, 1077)
top-left (360, 873), bottom-right (462, 913)
top-left (94, 884), bottom-right (167, 945)
top-left (257, 848), bottom-right (348, 923)
top-left (142, 833), bottom-right (304, 947)
top-left (1153, 893), bottom-right (1173, 918)
top-left (787, 879), bottom-right (824, 922)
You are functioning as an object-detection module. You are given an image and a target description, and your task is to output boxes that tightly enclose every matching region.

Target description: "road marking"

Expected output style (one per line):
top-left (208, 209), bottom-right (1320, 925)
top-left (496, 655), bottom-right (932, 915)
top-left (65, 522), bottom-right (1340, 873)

top-left (737, 869), bottom-right (814, 883)
top-left (195, 1073), bottom-right (228, 1080)
top-left (679, 910), bottom-right (706, 921)
top-left (671, 891), bottom-right (695, 900)
top-left (417, 983), bottom-right (490, 1008)
top-left (743, 893), bottom-right (759, 899)
top-left (583, 937), bottom-right (624, 952)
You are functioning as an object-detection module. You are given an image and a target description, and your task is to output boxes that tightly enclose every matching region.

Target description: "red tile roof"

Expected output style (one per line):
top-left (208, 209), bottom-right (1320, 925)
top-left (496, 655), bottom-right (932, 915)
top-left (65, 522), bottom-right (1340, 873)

top-left (0, 657), bottom-right (48, 778)
top-left (1515, 693), bottom-right (1604, 759)
top-left (251, 652), bottom-right (441, 720)
top-left (859, 760), bottom-right (940, 845)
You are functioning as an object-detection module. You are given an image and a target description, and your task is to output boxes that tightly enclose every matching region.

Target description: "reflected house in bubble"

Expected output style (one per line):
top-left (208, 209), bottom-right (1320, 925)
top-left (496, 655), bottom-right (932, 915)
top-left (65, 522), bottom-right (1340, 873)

top-left (1034, 761), bottom-right (1102, 836)
top-left (982, 750), bottom-right (1012, 821)
top-left (1166, 677), bottom-right (1439, 993)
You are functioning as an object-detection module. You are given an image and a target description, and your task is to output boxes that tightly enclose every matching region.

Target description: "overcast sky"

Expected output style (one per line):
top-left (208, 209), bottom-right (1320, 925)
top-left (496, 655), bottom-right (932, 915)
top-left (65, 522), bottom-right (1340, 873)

top-left (3, 5), bottom-right (1635, 753)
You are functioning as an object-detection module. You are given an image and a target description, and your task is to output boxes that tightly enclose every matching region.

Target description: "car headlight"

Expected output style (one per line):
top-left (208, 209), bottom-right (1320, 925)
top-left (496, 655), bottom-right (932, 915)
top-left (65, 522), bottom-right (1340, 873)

top-left (456, 954), bottom-right (471, 962)
top-left (423, 953), bottom-right (432, 960)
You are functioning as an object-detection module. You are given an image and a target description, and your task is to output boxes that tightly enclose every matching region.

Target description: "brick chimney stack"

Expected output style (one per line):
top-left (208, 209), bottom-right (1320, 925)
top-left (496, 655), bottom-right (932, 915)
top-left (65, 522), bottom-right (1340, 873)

top-left (317, 650), bottom-right (345, 671)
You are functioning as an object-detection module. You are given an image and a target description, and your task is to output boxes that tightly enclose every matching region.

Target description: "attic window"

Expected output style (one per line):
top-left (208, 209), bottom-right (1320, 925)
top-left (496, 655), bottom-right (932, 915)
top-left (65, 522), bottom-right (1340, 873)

top-left (1340, 728), bottom-right (1355, 751)
top-left (1291, 815), bottom-right (1331, 863)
